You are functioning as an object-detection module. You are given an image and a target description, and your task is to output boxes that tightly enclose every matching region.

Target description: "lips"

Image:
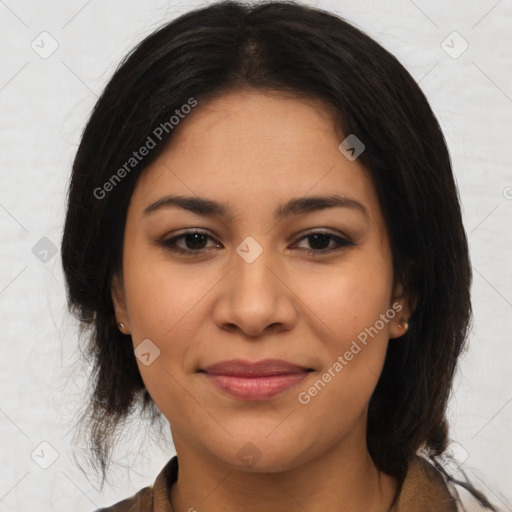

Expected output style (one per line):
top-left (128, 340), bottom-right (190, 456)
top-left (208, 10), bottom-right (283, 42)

top-left (200, 359), bottom-right (313, 400)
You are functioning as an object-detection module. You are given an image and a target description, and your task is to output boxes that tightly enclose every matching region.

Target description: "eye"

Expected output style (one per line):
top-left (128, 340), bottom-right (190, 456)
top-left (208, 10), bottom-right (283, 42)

top-left (159, 230), bottom-right (221, 254)
top-left (292, 231), bottom-right (355, 254)
top-left (158, 229), bottom-right (355, 255)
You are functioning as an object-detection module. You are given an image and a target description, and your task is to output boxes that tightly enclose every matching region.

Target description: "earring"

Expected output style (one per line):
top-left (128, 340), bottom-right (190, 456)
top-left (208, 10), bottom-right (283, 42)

top-left (398, 320), bottom-right (409, 332)
top-left (118, 322), bottom-right (126, 332)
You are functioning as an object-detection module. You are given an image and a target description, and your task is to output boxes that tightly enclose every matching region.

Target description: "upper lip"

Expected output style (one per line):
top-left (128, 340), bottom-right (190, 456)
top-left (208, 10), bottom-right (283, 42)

top-left (201, 359), bottom-right (312, 377)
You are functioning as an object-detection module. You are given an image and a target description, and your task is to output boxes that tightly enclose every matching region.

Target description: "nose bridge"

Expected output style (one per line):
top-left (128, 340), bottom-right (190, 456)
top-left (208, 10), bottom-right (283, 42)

top-left (232, 236), bottom-right (278, 306)
top-left (214, 235), bottom-right (296, 336)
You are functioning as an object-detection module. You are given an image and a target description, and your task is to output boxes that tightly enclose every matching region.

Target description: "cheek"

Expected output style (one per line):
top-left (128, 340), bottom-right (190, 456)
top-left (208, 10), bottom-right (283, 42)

top-left (122, 259), bottom-right (211, 416)
top-left (122, 229), bottom-right (217, 342)
top-left (292, 252), bottom-right (394, 404)
top-left (294, 251), bottom-right (394, 345)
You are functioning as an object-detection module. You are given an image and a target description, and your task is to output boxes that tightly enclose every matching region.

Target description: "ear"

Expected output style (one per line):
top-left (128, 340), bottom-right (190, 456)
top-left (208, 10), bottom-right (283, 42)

top-left (111, 272), bottom-right (130, 332)
top-left (389, 281), bottom-right (417, 339)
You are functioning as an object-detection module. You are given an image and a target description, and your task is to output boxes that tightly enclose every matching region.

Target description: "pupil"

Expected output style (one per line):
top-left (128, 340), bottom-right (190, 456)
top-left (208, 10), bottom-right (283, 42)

top-left (186, 233), bottom-right (207, 250)
top-left (309, 234), bottom-right (330, 250)
top-left (182, 234), bottom-right (331, 251)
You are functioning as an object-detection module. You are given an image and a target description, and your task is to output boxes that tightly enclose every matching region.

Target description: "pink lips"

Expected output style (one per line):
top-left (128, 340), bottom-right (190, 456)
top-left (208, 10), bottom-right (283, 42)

top-left (201, 359), bottom-right (312, 401)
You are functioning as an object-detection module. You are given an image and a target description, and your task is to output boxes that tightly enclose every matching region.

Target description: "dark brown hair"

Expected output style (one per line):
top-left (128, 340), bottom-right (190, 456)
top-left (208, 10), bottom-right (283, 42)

top-left (61, 1), bottom-right (496, 507)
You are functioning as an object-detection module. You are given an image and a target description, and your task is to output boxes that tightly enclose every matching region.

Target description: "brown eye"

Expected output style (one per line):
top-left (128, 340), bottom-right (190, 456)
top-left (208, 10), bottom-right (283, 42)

top-left (293, 231), bottom-right (355, 254)
top-left (160, 230), bottom-right (221, 254)
top-left (159, 229), bottom-right (354, 256)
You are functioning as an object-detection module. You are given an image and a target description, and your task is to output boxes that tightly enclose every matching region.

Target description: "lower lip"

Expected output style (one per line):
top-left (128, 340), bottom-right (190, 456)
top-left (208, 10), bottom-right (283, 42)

top-left (204, 372), bottom-right (310, 400)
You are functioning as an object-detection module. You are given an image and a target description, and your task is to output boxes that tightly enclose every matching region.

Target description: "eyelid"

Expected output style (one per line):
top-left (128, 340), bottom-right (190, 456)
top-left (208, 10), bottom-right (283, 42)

top-left (292, 229), bottom-right (355, 253)
top-left (294, 227), bottom-right (351, 241)
top-left (162, 229), bottom-right (220, 252)
top-left (158, 228), bottom-right (355, 255)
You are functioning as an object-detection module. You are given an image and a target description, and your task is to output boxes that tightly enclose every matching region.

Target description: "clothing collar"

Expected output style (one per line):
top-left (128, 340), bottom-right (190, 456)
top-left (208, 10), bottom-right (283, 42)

top-left (151, 455), bottom-right (457, 512)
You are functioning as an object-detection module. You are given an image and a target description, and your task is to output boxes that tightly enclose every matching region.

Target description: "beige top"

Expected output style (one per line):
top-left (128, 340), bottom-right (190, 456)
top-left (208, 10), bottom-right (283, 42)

top-left (95, 455), bottom-right (469, 511)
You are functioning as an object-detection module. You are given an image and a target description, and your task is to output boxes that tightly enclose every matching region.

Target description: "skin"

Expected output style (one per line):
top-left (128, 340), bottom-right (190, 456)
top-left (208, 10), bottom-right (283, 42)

top-left (112, 89), bottom-right (412, 512)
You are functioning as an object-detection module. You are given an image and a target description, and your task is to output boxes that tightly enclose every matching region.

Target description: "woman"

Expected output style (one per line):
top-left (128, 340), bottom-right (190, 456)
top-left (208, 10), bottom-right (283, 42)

top-left (61, 1), bottom-right (500, 510)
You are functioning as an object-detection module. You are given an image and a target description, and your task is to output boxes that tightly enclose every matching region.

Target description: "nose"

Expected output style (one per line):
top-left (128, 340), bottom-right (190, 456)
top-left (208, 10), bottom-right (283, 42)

top-left (212, 246), bottom-right (298, 338)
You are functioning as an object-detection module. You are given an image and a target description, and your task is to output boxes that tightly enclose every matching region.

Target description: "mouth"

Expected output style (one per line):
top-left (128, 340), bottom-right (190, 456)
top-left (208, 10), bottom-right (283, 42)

top-left (199, 359), bottom-right (314, 401)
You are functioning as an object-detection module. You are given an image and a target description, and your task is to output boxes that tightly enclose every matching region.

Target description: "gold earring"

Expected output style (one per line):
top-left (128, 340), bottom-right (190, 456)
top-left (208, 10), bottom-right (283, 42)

top-left (398, 320), bottom-right (409, 332)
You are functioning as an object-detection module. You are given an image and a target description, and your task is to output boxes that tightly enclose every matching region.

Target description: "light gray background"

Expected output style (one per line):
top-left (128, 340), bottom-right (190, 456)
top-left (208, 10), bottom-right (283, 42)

top-left (1, 0), bottom-right (511, 510)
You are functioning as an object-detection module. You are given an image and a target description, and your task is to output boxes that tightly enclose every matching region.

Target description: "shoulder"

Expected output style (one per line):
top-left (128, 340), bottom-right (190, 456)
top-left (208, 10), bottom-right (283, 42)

top-left (395, 456), bottom-right (499, 512)
top-left (92, 456), bottom-right (178, 512)
top-left (94, 486), bottom-right (153, 512)
top-left (393, 455), bottom-right (459, 512)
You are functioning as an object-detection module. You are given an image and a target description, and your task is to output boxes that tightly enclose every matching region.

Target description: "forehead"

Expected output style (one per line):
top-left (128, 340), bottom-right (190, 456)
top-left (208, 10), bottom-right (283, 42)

top-left (128, 89), bottom-right (382, 229)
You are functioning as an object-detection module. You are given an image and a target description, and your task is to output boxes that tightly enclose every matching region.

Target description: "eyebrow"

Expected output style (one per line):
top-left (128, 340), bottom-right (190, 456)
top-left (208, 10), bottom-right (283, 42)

top-left (143, 194), bottom-right (369, 222)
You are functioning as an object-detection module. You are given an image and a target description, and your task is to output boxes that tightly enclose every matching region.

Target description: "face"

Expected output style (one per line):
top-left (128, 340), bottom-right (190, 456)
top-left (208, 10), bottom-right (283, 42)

top-left (112, 89), bottom-right (409, 472)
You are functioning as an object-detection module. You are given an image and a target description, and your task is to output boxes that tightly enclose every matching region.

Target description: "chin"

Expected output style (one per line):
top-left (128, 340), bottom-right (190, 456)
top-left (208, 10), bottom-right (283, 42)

top-left (212, 435), bottom-right (311, 474)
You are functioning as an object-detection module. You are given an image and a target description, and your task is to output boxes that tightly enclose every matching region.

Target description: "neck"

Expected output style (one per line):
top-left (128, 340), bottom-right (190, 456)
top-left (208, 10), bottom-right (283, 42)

top-left (168, 427), bottom-right (397, 512)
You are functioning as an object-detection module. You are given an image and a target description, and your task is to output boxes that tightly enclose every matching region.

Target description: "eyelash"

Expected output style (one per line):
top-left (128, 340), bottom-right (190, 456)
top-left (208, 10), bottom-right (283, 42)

top-left (159, 229), bottom-right (355, 256)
